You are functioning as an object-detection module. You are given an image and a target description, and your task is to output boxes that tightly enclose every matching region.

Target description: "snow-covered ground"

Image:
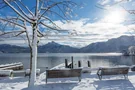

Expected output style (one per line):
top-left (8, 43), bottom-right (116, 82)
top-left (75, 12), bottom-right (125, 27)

top-left (0, 64), bottom-right (135, 90)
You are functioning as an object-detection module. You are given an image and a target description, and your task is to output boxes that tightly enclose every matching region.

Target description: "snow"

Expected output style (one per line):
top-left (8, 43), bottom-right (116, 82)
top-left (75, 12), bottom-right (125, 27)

top-left (25, 69), bottom-right (40, 75)
top-left (0, 70), bottom-right (13, 76)
top-left (0, 64), bottom-right (135, 90)
top-left (0, 62), bottom-right (22, 68)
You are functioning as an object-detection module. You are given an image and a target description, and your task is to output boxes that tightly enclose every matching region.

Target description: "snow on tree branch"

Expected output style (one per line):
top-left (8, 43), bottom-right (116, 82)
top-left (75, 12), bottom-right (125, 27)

top-left (0, 17), bottom-right (25, 29)
top-left (3, 0), bottom-right (33, 23)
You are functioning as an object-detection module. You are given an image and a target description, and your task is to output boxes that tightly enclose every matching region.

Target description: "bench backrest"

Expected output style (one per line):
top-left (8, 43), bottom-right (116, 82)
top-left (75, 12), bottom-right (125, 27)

top-left (46, 69), bottom-right (82, 78)
top-left (100, 67), bottom-right (129, 75)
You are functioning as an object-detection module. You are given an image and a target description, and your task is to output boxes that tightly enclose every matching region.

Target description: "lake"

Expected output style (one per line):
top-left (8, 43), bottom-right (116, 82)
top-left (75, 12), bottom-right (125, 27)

top-left (0, 53), bottom-right (135, 73)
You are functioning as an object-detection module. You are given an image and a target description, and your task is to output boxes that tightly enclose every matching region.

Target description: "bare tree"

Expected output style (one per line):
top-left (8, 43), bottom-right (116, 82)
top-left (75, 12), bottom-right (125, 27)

top-left (0, 0), bottom-right (78, 87)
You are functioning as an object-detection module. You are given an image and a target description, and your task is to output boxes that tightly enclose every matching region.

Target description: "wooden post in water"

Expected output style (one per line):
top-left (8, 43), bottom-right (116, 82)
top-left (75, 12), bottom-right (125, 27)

top-left (65, 59), bottom-right (68, 68)
top-left (88, 61), bottom-right (91, 67)
top-left (71, 56), bottom-right (74, 69)
top-left (78, 61), bottom-right (81, 67)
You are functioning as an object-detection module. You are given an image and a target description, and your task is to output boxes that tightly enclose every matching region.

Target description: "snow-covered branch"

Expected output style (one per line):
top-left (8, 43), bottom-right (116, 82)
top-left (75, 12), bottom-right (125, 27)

top-left (13, 1), bottom-right (32, 20)
top-left (18, 0), bottom-right (34, 17)
top-left (0, 18), bottom-right (25, 29)
top-left (0, 30), bottom-right (25, 37)
top-left (6, 17), bottom-right (24, 22)
top-left (39, 1), bottom-right (64, 19)
top-left (40, 21), bottom-right (60, 30)
top-left (41, 9), bottom-right (67, 20)
top-left (37, 30), bottom-right (44, 37)
top-left (3, 0), bottom-right (33, 23)
top-left (40, 16), bottom-right (61, 29)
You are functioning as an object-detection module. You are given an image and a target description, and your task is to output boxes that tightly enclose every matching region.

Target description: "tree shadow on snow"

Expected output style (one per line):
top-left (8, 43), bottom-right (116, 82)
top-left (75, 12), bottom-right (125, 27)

top-left (0, 77), bottom-right (28, 83)
top-left (22, 82), bottom-right (78, 90)
top-left (93, 79), bottom-right (135, 90)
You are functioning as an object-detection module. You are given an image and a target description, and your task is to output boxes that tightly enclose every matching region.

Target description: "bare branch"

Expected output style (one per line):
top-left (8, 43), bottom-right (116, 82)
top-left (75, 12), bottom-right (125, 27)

top-left (3, 0), bottom-right (33, 23)
top-left (0, 30), bottom-right (25, 36)
top-left (37, 30), bottom-right (44, 37)
top-left (56, 5), bottom-right (69, 20)
top-left (14, 30), bottom-right (25, 37)
top-left (39, 1), bottom-right (64, 19)
top-left (123, 6), bottom-right (135, 15)
top-left (41, 9), bottom-right (67, 21)
top-left (0, 0), bottom-right (16, 9)
top-left (40, 15), bottom-right (61, 29)
top-left (13, 1), bottom-right (32, 20)
top-left (18, 0), bottom-right (34, 17)
top-left (6, 17), bottom-right (25, 22)
top-left (40, 21), bottom-right (60, 30)
top-left (0, 17), bottom-right (25, 29)
top-left (38, 0), bottom-right (45, 13)
top-left (95, 4), bottom-right (108, 10)
top-left (40, 21), bottom-right (70, 33)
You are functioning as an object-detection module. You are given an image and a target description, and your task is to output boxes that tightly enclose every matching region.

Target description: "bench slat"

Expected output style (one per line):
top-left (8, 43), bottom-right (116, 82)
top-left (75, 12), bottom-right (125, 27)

top-left (46, 69), bottom-right (82, 83)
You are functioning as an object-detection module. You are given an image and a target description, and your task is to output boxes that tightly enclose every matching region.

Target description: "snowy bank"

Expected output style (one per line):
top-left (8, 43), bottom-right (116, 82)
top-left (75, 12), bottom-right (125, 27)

top-left (0, 64), bottom-right (135, 90)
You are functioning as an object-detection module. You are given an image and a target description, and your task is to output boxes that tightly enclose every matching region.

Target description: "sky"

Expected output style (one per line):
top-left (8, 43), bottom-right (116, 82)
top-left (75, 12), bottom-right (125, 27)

top-left (0, 0), bottom-right (135, 48)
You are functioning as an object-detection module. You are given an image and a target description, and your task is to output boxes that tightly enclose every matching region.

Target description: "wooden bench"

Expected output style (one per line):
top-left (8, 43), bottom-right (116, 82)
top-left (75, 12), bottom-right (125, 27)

top-left (97, 67), bottom-right (129, 80)
top-left (46, 69), bottom-right (82, 83)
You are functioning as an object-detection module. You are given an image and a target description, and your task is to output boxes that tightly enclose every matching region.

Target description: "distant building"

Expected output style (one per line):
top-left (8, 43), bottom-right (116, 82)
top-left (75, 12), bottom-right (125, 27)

top-left (128, 46), bottom-right (135, 55)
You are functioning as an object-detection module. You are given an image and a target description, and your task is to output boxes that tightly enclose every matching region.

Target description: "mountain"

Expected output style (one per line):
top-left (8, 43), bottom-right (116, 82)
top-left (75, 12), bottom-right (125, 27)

top-left (38, 41), bottom-right (79, 53)
top-left (81, 35), bottom-right (135, 53)
top-left (0, 44), bottom-right (29, 53)
top-left (1, 35), bottom-right (135, 53)
top-left (0, 42), bottom-right (78, 53)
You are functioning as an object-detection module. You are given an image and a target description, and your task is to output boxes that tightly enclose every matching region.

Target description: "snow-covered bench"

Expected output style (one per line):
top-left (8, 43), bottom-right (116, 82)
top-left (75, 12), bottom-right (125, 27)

top-left (0, 62), bottom-right (23, 70)
top-left (46, 69), bottom-right (82, 83)
top-left (25, 69), bottom-right (40, 77)
top-left (0, 70), bottom-right (13, 77)
top-left (0, 62), bottom-right (22, 68)
top-left (97, 66), bottom-right (129, 80)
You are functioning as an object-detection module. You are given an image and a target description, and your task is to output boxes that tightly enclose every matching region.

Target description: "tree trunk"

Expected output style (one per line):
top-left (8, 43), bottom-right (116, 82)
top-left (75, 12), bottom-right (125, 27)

top-left (28, 23), bottom-right (38, 87)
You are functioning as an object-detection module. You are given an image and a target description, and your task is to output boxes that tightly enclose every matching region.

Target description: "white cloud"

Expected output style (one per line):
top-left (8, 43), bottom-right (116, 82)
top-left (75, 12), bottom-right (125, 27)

top-left (38, 18), bottom-right (135, 47)
top-left (98, 0), bottom-right (110, 5)
top-left (115, 0), bottom-right (132, 2)
top-left (1, 17), bottom-right (135, 48)
top-left (98, 0), bottom-right (132, 6)
top-left (101, 9), bottom-right (127, 24)
top-left (132, 1), bottom-right (135, 6)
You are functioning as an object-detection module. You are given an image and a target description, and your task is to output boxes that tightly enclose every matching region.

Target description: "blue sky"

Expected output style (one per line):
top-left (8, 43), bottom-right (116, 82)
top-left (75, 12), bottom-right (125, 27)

top-left (0, 0), bottom-right (135, 47)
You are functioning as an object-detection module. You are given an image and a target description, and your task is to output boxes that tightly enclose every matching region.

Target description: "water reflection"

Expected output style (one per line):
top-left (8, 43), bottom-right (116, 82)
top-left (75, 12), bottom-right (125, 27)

top-left (132, 56), bottom-right (135, 64)
top-left (0, 53), bottom-right (135, 73)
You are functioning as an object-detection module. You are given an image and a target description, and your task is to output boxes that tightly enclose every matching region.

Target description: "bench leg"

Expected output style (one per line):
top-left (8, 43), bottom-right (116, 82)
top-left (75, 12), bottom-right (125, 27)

top-left (124, 74), bottom-right (128, 79)
top-left (46, 78), bottom-right (47, 84)
top-left (98, 75), bottom-right (102, 80)
top-left (78, 77), bottom-right (81, 82)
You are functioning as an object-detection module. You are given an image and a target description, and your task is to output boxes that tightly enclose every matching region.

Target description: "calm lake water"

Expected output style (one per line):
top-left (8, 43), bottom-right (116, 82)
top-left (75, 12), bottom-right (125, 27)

top-left (0, 53), bottom-right (135, 73)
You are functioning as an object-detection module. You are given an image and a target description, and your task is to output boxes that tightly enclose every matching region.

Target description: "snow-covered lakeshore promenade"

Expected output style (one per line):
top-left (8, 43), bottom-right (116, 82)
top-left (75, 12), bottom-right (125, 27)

top-left (0, 64), bottom-right (135, 90)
